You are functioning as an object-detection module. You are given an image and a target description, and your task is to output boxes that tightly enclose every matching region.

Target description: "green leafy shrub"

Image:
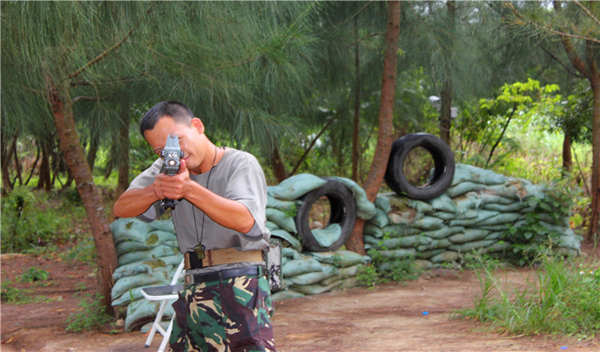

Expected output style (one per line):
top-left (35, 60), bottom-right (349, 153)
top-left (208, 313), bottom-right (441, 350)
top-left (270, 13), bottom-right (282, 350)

top-left (19, 267), bottom-right (50, 282)
top-left (66, 294), bottom-right (113, 332)
top-left (1, 186), bottom-right (85, 253)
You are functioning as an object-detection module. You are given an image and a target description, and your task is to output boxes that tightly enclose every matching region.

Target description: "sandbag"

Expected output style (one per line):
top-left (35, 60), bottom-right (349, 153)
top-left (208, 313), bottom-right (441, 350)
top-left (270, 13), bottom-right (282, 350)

top-left (410, 216), bottom-right (445, 230)
top-left (377, 248), bottom-right (417, 260)
top-left (282, 257), bottom-right (323, 276)
top-left (453, 193), bottom-right (483, 213)
top-left (449, 239), bottom-right (497, 252)
top-left (112, 259), bottom-right (167, 281)
top-left (429, 251), bottom-right (460, 263)
top-left (366, 235), bottom-right (432, 250)
top-left (451, 164), bottom-right (508, 186)
top-left (448, 229), bottom-right (491, 244)
top-left (118, 246), bottom-right (181, 266)
top-left (449, 210), bottom-right (500, 227)
top-left (374, 196), bottom-right (391, 213)
top-left (288, 264), bottom-right (339, 286)
top-left (363, 223), bottom-right (384, 238)
top-left (270, 229), bottom-right (302, 251)
top-left (308, 250), bottom-right (370, 267)
top-left (125, 299), bottom-right (174, 332)
top-left (110, 218), bottom-right (151, 244)
top-left (291, 280), bottom-right (343, 295)
top-left (446, 182), bottom-right (487, 198)
top-left (429, 194), bottom-right (459, 213)
top-left (381, 224), bottom-right (423, 237)
top-left (267, 195), bottom-right (296, 210)
top-left (282, 247), bottom-right (302, 259)
top-left (267, 174), bottom-right (327, 200)
top-left (370, 208), bottom-right (390, 228)
top-left (420, 226), bottom-right (465, 239)
top-left (265, 208), bottom-right (297, 233)
top-left (271, 289), bottom-right (305, 301)
top-left (416, 239), bottom-right (452, 251)
top-left (310, 224), bottom-right (342, 248)
top-left (111, 269), bottom-right (171, 299)
top-left (149, 219), bottom-right (174, 232)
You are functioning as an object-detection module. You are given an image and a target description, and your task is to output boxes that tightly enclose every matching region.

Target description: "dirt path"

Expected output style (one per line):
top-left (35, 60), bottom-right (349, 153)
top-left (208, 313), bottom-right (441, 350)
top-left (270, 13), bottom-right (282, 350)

top-left (2, 254), bottom-right (599, 352)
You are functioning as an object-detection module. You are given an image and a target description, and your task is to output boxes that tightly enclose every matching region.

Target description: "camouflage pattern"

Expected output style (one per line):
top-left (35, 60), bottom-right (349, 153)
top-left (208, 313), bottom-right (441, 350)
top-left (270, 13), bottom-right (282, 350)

top-left (169, 271), bottom-right (276, 352)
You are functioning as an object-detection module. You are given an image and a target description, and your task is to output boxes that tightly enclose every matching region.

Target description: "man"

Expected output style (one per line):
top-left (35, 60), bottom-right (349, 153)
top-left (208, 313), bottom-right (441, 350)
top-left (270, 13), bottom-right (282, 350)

top-left (114, 101), bottom-right (276, 352)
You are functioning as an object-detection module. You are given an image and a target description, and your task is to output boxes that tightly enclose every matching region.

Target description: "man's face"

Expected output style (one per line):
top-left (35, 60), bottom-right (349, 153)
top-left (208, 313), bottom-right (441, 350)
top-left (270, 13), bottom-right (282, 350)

top-left (144, 116), bottom-right (206, 173)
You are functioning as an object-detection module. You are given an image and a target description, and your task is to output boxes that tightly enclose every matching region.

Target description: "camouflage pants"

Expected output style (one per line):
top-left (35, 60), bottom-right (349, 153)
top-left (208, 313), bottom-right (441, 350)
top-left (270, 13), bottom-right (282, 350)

top-left (168, 269), bottom-right (276, 352)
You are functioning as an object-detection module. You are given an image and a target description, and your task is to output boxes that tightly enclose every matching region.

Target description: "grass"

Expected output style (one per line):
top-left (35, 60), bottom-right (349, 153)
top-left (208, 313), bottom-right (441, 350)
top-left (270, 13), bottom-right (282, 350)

top-left (456, 252), bottom-right (600, 339)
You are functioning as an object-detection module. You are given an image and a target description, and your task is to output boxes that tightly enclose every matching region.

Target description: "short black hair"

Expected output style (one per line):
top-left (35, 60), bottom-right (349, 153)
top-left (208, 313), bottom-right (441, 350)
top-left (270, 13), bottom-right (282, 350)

top-left (139, 101), bottom-right (194, 136)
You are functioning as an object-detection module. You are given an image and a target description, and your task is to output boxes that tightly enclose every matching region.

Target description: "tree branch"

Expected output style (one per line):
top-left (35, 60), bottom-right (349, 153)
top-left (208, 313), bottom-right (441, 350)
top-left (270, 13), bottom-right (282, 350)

top-left (574, 0), bottom-right (600, 29)
top-left (540, 45), bottom-right (585, 79)
top-left (290, 111), bottom-right (342, 176)
top-left (68, 7), bottom-right (154, 80)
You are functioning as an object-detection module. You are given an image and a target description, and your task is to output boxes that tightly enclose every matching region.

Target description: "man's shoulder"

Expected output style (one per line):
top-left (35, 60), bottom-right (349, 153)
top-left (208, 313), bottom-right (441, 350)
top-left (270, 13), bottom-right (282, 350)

top-left (223, 148), bottom-right (258, 164)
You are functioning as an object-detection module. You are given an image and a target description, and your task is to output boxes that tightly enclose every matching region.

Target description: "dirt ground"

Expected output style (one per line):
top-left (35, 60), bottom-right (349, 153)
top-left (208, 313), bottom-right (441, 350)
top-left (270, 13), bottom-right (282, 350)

top-left (2, 250), bottom-right (600, 352)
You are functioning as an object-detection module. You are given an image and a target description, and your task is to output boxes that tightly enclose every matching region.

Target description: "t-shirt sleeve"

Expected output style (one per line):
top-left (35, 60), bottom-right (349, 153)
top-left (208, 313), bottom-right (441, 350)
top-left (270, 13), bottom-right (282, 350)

top-left (127, 158), bottom-right (166, 222)
top-left (223, 153), bottom-right (269, 241)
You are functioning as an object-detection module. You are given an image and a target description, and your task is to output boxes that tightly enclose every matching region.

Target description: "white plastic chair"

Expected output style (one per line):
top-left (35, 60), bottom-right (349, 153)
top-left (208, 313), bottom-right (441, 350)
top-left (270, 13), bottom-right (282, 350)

top-left (141, 259), bottom-right (185, 352)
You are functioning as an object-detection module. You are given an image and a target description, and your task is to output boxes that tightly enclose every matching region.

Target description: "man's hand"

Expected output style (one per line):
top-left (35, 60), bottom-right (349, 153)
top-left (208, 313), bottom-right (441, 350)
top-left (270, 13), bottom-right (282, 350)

top-left (153, 159), bottom-right (192, 201)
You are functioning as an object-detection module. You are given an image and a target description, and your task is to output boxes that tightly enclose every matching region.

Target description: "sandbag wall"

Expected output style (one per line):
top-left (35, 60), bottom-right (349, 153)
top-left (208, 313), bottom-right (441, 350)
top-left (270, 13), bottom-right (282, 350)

top-left (110, 218), bottom-right (183, 332)
top-left (265, 174), bottom-right (375, 300)
top-left (363, 164), bottom-right (582, 273)
top-left (271, 248), bottom-right (370, 301)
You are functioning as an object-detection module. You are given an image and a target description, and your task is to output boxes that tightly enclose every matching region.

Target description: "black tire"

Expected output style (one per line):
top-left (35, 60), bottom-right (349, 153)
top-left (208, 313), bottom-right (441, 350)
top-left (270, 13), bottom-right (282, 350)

top-left (295, 178), bottom-right (356, 252)
top-left (385, 133), bottom-right (455, 200)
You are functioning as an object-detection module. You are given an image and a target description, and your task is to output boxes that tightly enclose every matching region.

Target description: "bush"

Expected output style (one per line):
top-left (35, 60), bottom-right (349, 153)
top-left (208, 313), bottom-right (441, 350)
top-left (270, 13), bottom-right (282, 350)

top-left (457, 253), bottom-right (600, 339)
top-left (1, 186), bottom-right (83, 253)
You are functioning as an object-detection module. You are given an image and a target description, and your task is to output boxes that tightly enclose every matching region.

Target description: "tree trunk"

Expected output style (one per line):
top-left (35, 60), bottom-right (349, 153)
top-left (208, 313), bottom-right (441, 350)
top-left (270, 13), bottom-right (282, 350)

top-left (439, 0), bottom-right (455, 146)
top-left (12, 140), bottom-right (23, 187)
top-left (352, 14), bottom-right (361, 182)
top-left (37, 139), bottom-right (52, 191)
top-left (346, 1), bottom-right (401, 254)
top-left (270, 144), bottom-right (289, 183)
top-left (553, 0), bottom-right (600, 241)
top-left (87, 130), bottom-right (100, 171)
top-left (1, 133), bottom-right (17, 194)
top-left (45, 75), bottom-right (118, 313)
top-left (562, 134), bottom-right (572, 175)
top-left (439, 81), bottom-right (452, 145)
top-left (589, 70), bottom-right (600, 242)
top-left (25, 144), bottom-right (41, 186)
top-left (117, 108), bottom-right (131, 197)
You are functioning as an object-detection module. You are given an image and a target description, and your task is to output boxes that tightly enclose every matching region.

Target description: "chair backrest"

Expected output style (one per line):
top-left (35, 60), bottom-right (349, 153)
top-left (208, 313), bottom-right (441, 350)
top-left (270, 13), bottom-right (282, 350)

top-left (169, 259), bottom-right (185, 286)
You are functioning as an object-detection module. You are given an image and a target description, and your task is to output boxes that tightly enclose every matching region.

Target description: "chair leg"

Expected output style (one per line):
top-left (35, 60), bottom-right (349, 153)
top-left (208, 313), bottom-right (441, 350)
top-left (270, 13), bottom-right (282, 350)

top-left (158, 314), bottom-right (175, 352)
top-left (145, 299), bottom-right (170, 348)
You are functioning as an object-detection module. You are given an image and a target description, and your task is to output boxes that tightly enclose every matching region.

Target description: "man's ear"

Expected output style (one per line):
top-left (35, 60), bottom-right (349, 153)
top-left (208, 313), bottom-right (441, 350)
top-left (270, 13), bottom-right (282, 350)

top-left (191, 118), bottom-right (204, 134)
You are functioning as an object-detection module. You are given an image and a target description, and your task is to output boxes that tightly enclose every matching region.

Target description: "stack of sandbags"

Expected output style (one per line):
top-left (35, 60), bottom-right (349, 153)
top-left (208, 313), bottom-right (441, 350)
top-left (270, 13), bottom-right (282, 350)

top-left (265, 173), bottom-right (376, 251)
top-left (110, 218), bottom-right (183, 331)
top-left (364, 164), bottom-right (582, 273)
top-left (271, 247), bottom-right (371, 301)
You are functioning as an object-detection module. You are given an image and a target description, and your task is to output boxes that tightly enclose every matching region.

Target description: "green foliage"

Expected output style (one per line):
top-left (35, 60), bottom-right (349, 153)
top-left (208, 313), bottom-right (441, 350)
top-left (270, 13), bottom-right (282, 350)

top-left (1, 186), bottom-right (88, 253)
top-left (1, 280), bottom-right (30, 304)
top-left (502, 180), bottom-right (577, 266)
top-left (19, 267), bottom-right (50, 283)
top-left (457, 253), bottom-right (600, 339)
top-left (356, 264), bottom-right (381, 288)
top-left (66, 294), bottom-right (113, 332)
top-left (59, 237), bottom-right (97, 264)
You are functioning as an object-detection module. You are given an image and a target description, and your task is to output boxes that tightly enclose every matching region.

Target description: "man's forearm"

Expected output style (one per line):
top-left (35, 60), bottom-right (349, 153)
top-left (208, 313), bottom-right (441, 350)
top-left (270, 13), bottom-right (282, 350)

top-left (113, 185), bottom-right (160, 218)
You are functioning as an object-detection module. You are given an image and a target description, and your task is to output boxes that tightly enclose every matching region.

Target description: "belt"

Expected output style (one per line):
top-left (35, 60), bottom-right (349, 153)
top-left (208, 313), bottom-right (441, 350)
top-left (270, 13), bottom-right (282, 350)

top-left (188, 265), bottom-right (264, 285)
top-left (184, 248), bottom-right (264, 269)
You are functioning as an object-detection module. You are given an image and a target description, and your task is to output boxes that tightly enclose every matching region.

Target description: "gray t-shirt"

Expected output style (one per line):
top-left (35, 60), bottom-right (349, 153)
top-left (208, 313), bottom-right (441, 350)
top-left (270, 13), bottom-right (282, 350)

top-left (128, 148), bottom-right (271, 253)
